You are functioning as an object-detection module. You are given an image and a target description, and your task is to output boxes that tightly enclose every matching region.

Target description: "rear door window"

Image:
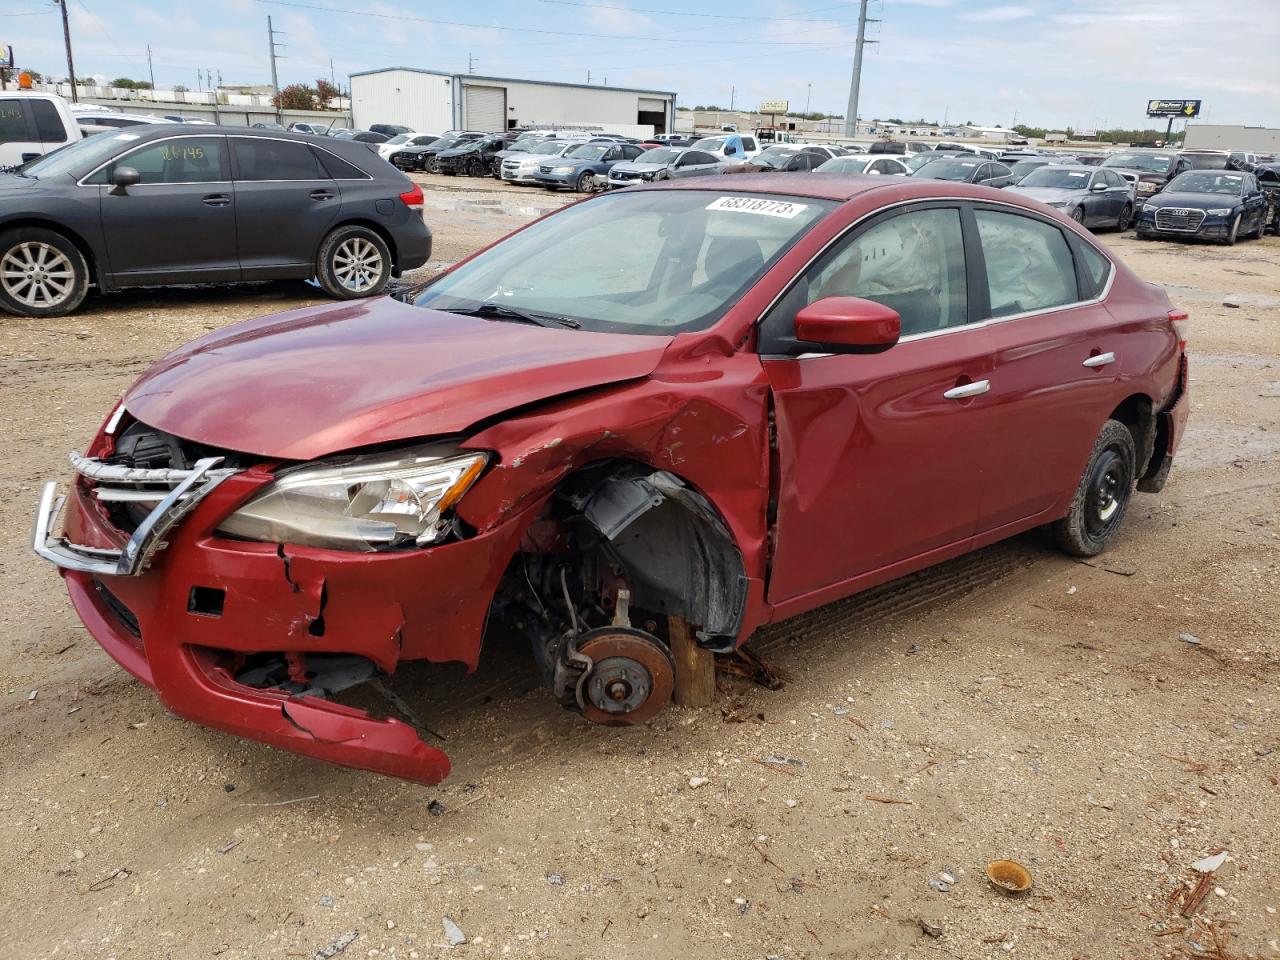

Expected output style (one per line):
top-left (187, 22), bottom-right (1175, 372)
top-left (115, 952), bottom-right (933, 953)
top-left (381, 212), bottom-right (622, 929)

top-left (974, 209), bottom-right (1079, 317)
top-left (0, 99), bottom-right (29, 144)
top-left (30, 100), bottom-right (70, 144)
top-left (232, 137), bottom-right (326, 180)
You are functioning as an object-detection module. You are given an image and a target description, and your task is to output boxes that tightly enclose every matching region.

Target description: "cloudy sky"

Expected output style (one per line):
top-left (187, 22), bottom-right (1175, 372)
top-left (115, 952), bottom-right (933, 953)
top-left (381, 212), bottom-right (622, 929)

top-left (6, 0), bottom-right (1278, 130)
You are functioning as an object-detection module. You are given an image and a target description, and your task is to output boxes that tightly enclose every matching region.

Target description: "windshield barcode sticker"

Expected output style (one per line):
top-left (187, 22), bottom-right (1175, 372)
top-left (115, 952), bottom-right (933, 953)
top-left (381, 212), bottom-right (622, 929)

top-left (706, 196), bottom-right (808, 219)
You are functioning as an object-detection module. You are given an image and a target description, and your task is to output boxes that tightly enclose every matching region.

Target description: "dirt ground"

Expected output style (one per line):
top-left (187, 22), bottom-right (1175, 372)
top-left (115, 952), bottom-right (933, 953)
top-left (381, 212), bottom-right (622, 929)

top-left (2, 176), bottom-right (1277, 960)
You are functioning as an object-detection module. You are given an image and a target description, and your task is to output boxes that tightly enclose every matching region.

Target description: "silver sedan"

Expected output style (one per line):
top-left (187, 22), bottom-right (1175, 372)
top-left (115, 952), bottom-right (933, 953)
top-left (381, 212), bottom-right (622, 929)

top-left (607, 146), bottom-right (725, 187)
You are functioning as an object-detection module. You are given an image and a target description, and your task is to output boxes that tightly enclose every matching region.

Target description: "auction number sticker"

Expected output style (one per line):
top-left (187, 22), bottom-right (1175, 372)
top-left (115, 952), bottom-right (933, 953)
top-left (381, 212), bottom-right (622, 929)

top-left (707, 196), bottom-right (808, 219)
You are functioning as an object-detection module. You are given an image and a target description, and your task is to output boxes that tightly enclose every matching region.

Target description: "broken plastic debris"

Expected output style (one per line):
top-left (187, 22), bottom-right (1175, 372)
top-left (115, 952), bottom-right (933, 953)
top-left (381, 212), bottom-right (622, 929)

top-left (1191, 851), bottom-right (1228, 873)
top-left (442, 917), bottom-right (467, 946)
top-left (986, 859), bottom-right (1033, 894)
top-left (1179, 633), bottom-right (1202, 645)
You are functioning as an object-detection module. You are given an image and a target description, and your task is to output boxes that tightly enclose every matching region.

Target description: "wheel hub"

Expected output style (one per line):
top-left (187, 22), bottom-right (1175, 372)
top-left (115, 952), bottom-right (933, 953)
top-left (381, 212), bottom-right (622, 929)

top-left (575, 628), bottom-right (675, 726)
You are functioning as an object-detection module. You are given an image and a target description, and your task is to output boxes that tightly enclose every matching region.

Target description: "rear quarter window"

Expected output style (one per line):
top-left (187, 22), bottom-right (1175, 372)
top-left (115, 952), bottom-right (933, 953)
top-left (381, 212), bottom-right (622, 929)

top-left (314, 148), bottom-right (373, 179)
top-left (233, 137), bottom-right (325, 180)
top-left (975, 209), bottom-right (1079, 317)
top-left (1074, 240), bottom-right (1112, 300)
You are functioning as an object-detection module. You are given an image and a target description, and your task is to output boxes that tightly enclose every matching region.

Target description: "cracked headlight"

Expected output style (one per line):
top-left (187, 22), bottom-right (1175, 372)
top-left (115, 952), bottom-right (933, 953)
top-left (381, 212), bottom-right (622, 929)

top-left (217, 444), bottom-right (488, 552)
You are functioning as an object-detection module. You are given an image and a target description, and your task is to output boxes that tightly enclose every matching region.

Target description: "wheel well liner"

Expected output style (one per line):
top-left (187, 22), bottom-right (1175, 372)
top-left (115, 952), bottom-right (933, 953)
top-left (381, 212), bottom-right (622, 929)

top-left (560, 461), bottom-right (748, 648)
top-left (1108, 394), bottom-right (1155, 471)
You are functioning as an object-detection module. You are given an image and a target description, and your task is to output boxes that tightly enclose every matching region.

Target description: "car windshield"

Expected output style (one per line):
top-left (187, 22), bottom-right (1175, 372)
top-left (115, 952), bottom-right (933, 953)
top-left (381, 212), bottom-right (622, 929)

top-left (904, 154), bottom-right (936, 171)
top-left (19, 131), bottom-right (136, 179)
top-left (1009, 160), bottom-right (1047, 178)
top-left (1019, 167), bottom-right (1092, 189)
top-left (751, 152), bottom-right (796, 170)
top-left (1165, 171), bottom-right (1245, 195)
top-left (1180, 153), bottom-right (1231, 170)
top-left (566, 144), bottom-right (610, 160)
top-left (1102, 153), bottom-right (1171, 173)
top-left (693, 137), bottom-right (726, 152)
top-left (815, 157), bottom-right (867, 173)
top-left (637, 147), bottom-right (680, 164)
top-left (505, 141), bottom-right (533, 153)
top-left (386, 134), bottom-right (411, 145)
top-left (914, 159), bottom-right (981, 181)
top-left (414, 190), bottom-right (835, 335)
top-left (531, 140), bottom-right (571, 155)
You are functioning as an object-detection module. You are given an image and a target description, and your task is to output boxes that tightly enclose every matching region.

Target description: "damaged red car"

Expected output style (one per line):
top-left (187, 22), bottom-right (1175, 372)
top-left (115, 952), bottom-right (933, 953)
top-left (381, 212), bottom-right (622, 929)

top-left (34, 176), bottom-right (1189, 784)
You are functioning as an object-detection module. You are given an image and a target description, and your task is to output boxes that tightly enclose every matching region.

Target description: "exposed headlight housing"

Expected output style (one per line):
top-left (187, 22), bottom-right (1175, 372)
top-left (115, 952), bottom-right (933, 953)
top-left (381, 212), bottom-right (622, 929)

top-left (640, 171), bottom-right (656, 180)
top-left (217, 444), bottom-right (488, 552)
top-left (1136, 181), bottom-right (1158, 194)
top-left (1206, 207), bottom-right (1233, 216)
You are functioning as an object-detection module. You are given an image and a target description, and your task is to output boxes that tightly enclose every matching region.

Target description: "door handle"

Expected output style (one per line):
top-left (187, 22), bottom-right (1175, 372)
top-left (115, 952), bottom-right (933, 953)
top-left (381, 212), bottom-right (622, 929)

top-left (1082, 352), bottom-right (1116, 368)
top-left (310, 189), bottom-right (336, 201)
top-left (202, 194), bottom-right (231, 207)
top-left (943, 379), bottom-right (990, 400)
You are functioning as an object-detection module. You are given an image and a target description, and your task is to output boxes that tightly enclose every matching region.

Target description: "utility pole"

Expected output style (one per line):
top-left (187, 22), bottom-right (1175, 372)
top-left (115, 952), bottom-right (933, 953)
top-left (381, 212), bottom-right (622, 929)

top-left (146, 44), bottom-right (155, 91)
top-left (57, 0), bottom-right (78, 102)
top-left (729, 85), bottom-right (734, 111)
top-left (843, 0), bottom-right (879, 138)
top-left (804, 82), bottom-right (811, 117)
top-left (267, 16), bottom-right (284, 100)
top-left (586, 69), bottom-right (591, 84)
top-left (467, 53), bottom-right (476, 74)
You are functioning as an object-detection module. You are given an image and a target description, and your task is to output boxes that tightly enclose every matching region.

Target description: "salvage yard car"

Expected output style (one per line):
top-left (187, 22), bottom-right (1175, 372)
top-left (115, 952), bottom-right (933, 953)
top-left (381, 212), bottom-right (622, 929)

top-left (0, 126), bottom-right (430, 316)
top-left (533, 141), bottom-right (646, 191)
top-left (1007, 165), bottom-right (1134, 230)
top-left (1135, 169), bottom-right (1269, 244)
top-left (33, 174), bottom-right (1190, 785)
top-left (1100, 151), bottom-right (1192, 211)
top-left (912, 155), bottom-right (1014, 187)
top-left (606, 146), bottom-right (723, 187)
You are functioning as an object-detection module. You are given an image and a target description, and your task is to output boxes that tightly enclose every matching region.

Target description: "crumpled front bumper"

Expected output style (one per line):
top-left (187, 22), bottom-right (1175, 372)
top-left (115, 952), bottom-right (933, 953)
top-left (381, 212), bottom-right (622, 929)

top-left (33, 459), bottom-right (529, 785)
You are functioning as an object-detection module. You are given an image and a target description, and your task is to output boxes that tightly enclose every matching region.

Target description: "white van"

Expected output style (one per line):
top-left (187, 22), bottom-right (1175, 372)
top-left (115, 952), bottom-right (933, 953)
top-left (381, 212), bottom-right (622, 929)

top-left (0, 92), bottom-right (81, 171)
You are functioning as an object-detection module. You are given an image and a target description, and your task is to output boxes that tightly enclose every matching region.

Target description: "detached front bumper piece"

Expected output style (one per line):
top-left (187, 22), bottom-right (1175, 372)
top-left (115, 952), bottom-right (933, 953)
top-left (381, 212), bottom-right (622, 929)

top-left (30, 451), bottom-right (521, 786)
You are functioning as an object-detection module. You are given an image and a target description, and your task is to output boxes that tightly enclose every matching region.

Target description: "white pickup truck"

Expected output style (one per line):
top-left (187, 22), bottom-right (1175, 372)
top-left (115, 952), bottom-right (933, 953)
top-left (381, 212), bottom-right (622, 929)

top-left (1, 92), bottom-right (82, 171)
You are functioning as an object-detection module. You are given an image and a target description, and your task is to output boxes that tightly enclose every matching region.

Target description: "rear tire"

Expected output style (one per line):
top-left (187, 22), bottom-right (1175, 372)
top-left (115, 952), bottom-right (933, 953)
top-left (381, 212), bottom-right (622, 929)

top-left (1052, 419), bottom-right (1137, 557)
top-left (315, 225), bottom-right (392, 300)
top-left (0, 227), bottom-right (90, 318)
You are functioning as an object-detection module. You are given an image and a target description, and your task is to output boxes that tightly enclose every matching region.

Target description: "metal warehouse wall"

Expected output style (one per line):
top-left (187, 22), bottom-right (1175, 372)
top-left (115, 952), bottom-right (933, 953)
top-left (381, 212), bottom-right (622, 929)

top-left (461, 78), bottom-right (672, 136)
top-left (351, 70), bottom-right (454, 134)
top-left (1183, 124), bottom-right (1280, 152)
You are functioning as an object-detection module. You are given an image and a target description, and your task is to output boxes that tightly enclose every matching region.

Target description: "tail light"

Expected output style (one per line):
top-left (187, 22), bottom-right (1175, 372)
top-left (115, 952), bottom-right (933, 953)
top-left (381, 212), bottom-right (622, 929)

top-left (399, 183), bottom-right (424, 210)
top-left (1168, 308), bottom-right (1188, 351)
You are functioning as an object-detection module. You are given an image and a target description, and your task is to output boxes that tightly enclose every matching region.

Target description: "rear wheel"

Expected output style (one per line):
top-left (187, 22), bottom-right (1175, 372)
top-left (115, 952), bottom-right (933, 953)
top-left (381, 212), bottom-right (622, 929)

top-left (316, 226), bottom-right (392, 300)
top-left (1117, 203), bottom-right (1132, 231)
top-left (0, 227), bottom-right (90, 318)
top-left (1052, 419), bottom-right (1136, 557)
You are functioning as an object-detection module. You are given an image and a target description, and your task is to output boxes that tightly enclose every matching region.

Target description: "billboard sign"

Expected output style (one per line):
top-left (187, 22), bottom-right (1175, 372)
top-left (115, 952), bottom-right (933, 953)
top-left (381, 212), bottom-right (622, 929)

top-left (1147, 99), bottom-right (1200, 118)
top-left (0, 46), bottom-right (13, 69)
top-left (759, 99), bottom-right (789, 114)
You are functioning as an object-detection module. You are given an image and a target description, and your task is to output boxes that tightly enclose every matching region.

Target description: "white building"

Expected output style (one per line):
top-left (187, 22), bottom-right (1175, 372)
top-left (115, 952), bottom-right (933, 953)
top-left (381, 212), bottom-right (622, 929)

top-left (1183, 123), bottom-right (1280, 153)
top-left (349, 68), bottom-right (677, 138)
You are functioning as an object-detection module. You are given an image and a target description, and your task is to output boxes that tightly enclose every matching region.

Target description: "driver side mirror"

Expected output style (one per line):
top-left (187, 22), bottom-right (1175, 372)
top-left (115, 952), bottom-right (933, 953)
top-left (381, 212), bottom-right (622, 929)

top-left (109, 166), bottom-right (140, 195)
top-left (794, 297), bottom-right (901, 354)
top-left (1090, 181), bottom-right (1108, 192)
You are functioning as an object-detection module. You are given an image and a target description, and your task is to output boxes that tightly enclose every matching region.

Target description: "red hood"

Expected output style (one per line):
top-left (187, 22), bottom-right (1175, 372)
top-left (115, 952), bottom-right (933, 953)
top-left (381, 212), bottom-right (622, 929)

top-left (123, 298), bottom-right (671, 460)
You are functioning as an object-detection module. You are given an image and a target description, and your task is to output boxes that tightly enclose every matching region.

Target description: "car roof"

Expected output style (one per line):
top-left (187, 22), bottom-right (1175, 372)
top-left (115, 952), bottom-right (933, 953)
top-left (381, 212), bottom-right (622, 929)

top-left (653, 171), bottom-right (1031, 204)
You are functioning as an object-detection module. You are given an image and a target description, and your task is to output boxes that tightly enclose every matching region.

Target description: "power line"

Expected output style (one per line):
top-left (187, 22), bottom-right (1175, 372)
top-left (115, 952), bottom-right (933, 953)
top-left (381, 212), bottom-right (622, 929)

top-left (533, 0), bottom-right (858, 22)
top-left (254, 0), bottom-right (850, 45)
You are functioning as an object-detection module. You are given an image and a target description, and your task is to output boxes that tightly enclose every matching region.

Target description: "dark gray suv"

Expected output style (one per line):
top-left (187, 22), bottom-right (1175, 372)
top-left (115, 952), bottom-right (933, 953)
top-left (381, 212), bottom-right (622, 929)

top-left (0, 127), bottom-right (431, 317)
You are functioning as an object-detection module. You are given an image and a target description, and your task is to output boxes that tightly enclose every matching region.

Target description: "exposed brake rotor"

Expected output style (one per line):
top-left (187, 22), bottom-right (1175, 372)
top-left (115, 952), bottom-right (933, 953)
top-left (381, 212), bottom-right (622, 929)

top-left (575, 627), bottom-right (675, 727)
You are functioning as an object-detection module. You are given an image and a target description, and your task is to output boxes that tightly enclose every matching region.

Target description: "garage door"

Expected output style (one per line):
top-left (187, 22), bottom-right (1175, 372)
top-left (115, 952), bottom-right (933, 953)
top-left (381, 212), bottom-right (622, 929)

top-left (638, 98), bottom-right (666, 113)
top-left (465, 85), bottom-right (506, 132)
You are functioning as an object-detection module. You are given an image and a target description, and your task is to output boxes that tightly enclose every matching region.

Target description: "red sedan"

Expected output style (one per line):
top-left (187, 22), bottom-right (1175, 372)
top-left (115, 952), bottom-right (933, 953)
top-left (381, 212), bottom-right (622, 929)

top-left (33, 175), bottom-right (1189, 784)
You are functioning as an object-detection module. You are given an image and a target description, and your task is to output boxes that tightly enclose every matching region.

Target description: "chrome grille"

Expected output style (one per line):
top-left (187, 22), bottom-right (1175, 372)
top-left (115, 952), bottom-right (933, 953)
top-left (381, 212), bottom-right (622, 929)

top-left (1154, 208), bottom-right (1205, 232)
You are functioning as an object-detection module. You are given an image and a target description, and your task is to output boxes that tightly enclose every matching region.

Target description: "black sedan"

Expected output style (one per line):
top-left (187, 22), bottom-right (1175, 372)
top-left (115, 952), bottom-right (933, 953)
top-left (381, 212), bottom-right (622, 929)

top-left (0, 127), bottom-right (431, 317)
top-left (435, 135), bottom-right (510, 177)
top-left (391, 134), bottom-right (484, 173)
top-left (1136, 170), bottom-right (1269, 245)
top-left (912, 156), bottom-right (1013, 187)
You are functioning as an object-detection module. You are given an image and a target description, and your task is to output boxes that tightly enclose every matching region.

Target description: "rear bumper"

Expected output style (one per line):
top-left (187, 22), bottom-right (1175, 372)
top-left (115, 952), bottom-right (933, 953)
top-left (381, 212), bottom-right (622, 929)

top-left (1138, 355), bottom-right (1189, 493)
top-left (35, 468), bottom-right (530, 784)
top-left (395, 215), bottom-right (432, 272)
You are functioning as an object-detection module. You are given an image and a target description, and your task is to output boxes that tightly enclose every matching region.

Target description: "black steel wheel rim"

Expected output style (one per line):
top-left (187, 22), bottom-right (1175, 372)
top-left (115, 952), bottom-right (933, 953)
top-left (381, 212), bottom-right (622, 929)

top-left (1083, 448), bottom-right (1129, 539)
